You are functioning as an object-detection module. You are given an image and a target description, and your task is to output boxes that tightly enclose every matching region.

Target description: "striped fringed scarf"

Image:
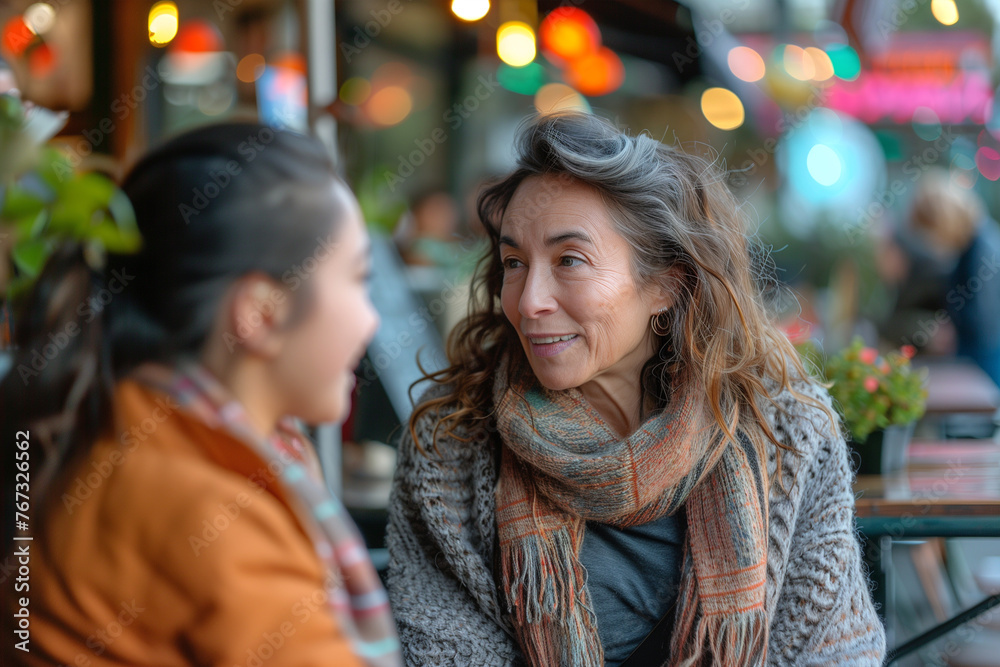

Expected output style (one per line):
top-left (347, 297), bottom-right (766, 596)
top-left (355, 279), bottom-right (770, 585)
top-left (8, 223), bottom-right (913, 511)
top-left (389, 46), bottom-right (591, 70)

top-left (134, 363), bottom-right (401, 667)
top-left (493, 357), bottom-right (769, 667)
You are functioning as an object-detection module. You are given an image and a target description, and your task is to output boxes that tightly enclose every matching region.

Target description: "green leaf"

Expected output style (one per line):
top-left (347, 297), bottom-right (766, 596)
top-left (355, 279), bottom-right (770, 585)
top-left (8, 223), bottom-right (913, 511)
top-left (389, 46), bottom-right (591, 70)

top-left (5, 273), bottom-right (35, 300)
top-left (1, 184), bottom-right (45, 220)
top-left (13, 209), bottom-right (47, 238)
top-left (0, 95), bottom-right (25, 128)
top-left (37, 147), bottom-right (75, 190)
top-left (11, 237), bottom-right (50, 278)
top-left (107, 189), bottom-right (136, 227)
top-left (89, 216), bottom-right (142, 253)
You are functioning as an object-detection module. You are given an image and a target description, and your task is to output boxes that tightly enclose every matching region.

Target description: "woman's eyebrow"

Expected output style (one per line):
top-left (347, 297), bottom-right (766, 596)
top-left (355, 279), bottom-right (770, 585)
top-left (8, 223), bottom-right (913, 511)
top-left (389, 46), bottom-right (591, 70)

top-left (498, 231), bottom-right (593, 249)
top-left (545, 231), bottom-right (592, 247)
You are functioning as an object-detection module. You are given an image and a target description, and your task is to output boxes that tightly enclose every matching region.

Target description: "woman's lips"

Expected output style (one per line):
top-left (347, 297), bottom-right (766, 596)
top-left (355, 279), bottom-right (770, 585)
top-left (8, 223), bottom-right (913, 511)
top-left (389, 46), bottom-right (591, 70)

top-left (527, 334), bottom-right (579, 358)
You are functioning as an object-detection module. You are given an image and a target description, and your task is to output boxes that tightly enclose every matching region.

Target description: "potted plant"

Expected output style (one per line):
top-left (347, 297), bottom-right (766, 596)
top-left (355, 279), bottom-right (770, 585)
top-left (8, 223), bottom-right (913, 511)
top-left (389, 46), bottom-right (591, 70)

top-left (0, 93), bottom-right (141, 350)
top-left (799, 337), bottom-right (928, 474)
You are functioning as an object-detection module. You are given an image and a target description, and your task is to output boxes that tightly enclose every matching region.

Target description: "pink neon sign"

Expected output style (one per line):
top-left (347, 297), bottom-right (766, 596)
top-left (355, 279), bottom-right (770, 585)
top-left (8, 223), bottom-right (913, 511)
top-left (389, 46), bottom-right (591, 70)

top-left (824, 71), bottom-right (992, 124)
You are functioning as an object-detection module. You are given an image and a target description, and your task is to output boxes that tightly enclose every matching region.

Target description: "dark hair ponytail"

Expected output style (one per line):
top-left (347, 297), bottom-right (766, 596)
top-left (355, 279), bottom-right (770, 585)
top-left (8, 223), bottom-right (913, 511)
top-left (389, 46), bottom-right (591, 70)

top-left (2, 244), bottom-right (114, 493)
top-left (1, 123), bottom-right (344, 529)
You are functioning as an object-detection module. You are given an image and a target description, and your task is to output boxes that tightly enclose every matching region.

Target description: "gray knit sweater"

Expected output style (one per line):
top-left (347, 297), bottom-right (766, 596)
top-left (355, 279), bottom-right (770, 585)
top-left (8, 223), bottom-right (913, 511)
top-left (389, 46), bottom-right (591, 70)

top-left (386, 379), bottom-right (887, 666)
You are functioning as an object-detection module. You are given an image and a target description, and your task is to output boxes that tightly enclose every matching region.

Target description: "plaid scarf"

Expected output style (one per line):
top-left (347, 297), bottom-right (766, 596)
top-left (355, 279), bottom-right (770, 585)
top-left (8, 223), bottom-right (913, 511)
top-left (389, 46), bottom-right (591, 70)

top-left (133, 362), bottom-right (401, 666)
top-left (493, 357), bottom-right (768, 666)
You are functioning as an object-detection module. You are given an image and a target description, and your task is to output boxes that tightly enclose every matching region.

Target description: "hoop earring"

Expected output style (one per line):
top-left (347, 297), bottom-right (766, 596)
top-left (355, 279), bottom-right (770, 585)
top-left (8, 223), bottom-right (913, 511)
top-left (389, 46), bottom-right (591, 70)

top-left (650, 308), bottom-right (670, 336)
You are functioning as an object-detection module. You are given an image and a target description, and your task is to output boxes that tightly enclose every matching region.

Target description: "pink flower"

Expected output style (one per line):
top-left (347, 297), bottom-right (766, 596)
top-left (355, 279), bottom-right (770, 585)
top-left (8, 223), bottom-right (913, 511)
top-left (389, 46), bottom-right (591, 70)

top-left (782, 319), bottom-right (812, 345)
top-left (859, 347), bottom-right (878, 365)
top-left (901, 345), bottom-right (916, 359)
top-left (864, 376), bottom-right (879, 393)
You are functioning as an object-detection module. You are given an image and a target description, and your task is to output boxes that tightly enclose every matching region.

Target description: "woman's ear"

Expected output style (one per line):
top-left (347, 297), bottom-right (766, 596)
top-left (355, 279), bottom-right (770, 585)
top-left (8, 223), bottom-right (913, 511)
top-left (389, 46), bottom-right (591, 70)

top-left (221, 273), bottom-right (293, 357)
top-left (651, 264), bottom-right (686, 315)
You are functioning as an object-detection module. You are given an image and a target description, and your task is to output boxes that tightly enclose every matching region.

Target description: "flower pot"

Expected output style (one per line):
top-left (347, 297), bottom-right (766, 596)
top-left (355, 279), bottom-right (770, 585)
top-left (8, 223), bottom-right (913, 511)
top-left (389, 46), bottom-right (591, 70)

top-left (851, 422), bottom-right (915, 475)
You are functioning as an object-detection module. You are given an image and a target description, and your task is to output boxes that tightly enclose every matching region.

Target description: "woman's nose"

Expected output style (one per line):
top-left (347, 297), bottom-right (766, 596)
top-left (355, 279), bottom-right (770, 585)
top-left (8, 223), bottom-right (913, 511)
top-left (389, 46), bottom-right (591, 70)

top-left (519, 267), bottom-right (557, 318)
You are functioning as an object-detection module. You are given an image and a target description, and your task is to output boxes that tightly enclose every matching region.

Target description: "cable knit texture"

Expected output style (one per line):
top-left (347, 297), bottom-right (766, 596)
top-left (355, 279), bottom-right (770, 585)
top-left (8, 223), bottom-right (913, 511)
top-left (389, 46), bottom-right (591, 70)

top-left (386, 379), bottom-right (886, 666)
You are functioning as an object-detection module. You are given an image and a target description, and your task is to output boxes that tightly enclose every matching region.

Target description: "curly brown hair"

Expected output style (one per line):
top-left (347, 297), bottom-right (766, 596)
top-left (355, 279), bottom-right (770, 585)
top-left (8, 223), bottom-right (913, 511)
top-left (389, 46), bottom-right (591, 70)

top-left (409, 112), bottom-right (833, 488)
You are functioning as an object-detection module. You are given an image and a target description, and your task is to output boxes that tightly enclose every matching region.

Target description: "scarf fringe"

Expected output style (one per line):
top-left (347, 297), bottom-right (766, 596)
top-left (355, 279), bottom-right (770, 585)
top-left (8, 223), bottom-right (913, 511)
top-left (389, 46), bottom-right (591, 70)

top-left (675, 610), bottom-right (768, 667)
top-left (501, 525), bottom-right (603, 667)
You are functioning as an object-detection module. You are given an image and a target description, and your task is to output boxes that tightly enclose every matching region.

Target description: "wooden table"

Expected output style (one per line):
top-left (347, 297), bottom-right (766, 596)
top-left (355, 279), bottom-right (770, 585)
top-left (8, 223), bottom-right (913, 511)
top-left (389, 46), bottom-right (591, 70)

top-left (855, 440), bottom-right (1000, 537)
top-left (918, 360), bottom-right (1000, 417)
top-left (854, 439), bottom-right (1000, 664)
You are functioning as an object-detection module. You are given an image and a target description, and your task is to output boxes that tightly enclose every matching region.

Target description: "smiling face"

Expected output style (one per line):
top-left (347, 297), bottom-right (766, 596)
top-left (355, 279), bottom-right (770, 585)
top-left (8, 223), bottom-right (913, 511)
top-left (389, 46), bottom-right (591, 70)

top-left (272, 182), bottom-right (380, 424)
top-left (499, 175), bottom-right (672, 394)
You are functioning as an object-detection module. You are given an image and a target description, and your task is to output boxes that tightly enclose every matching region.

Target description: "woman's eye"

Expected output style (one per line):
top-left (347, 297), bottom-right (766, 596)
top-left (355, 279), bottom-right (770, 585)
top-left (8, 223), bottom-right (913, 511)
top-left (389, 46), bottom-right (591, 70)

top-left (503, 257), bottom-right (522, 270)
top-left (559, 256), bottom-right (582, 267)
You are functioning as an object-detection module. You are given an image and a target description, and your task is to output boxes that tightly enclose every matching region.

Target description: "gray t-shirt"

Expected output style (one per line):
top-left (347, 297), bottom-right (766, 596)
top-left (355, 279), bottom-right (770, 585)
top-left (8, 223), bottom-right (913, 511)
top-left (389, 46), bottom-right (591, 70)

top-left (578, 510), bottom-right (685, 666)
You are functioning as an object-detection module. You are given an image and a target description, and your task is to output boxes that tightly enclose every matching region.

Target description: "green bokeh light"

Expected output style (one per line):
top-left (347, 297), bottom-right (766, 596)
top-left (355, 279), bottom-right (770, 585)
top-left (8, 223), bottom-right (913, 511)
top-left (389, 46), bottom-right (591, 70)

top-left (497, 62), bottom-right (546, 95)
top-left (826, 43), bottom-right (860, 81)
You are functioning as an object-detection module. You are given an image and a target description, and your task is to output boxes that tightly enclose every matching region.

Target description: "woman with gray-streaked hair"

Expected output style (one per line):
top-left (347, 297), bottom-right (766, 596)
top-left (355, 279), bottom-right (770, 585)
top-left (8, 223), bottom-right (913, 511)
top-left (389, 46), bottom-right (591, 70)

top-left (908, 168), bottom-right (1000, 385)
top-left (386, 112), bottom-right (885, 666)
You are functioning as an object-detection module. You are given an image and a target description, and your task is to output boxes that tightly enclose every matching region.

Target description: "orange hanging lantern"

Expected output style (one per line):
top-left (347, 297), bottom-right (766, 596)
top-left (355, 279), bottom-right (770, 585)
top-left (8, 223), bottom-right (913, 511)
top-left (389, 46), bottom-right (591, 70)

top-left (539, 7), bottom-right (599, 64)
top-left (565, 46), bottom-right (624, 96)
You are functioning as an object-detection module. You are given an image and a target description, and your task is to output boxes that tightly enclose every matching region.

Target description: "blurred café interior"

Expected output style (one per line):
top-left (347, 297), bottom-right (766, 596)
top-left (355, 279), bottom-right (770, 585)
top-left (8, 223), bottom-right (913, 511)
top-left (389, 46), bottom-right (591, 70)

top-left (2, 0), bottom-right (1000, 664)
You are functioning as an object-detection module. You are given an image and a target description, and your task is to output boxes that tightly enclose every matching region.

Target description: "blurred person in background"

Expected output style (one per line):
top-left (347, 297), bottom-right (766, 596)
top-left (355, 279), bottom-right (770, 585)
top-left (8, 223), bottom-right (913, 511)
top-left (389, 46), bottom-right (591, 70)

top-left (396, 189), bottom-right (461, 268)
top-left (874, 221), bottom-right (957, 356)
top-left (909, 169), bottom-right (1000, 385)
top-left (386, 113), bottom-right (885, 666)
top-left (1, 124), bottom-right (400, 666)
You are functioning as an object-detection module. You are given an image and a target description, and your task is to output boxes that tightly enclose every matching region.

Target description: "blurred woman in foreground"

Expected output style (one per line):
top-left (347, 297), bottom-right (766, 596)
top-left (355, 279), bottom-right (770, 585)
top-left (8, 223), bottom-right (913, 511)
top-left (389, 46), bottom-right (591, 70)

top-left (2, 124), bottom-right (400, 666)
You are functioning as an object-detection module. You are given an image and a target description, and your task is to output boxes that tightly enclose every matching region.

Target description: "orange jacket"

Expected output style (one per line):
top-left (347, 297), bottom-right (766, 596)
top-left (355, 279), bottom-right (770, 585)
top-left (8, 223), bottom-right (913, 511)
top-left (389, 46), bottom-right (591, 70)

top-left (4, 379), bottom-right (363, 666)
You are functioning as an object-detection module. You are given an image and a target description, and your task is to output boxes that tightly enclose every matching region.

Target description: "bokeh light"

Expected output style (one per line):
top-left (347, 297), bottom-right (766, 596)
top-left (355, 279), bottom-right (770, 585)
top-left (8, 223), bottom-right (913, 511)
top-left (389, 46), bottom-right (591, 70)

top-left (805, 47), bottom-right (834, 81)
top-left (700, 87), bottom-right (745, 130)
top-left (931, 0), bottom-right (959, 26)
top-left (783, 45), bottom-right (815, 81)
top-left (951, 153), bottom-right (978, 188)
top-left (806, 144), bottom-right (842, 186)
top-left (534, 82), bottom-right (589, 114)
top-left (28, 41), bottom-right (56, 77)
top-left (171, 20), bottom-right (223, 53)
top-left (272, 52), bottom-right (307, 75)
top-left (777, 108), bottom-right (885, 232)
top-left (451, 0), bottom-right (490, 22)
top-left (727, 46), bottom-right (765, 83)
top-left (497, 21), bottom-right (536, 67)
top-left (540, 8), bottom-right (599, 63)
top-left (236, 53), bottom-right (265, 82)
top-left (24, 3), bottom-right (56, 36)
top-left (826, 43), bottom-right (860, 81)
top-left (497, 62), bottom-right (546, 95)
top-left (975, 146), bottom-right (1000, 180)
top-left (912, 107), bottom-right (942, 141)
top-left (812, 19), bottom-right (849, 48)
top-left (3, 16), bottom-right (35, 56)
top-left (148, 1), bottom-right (179, 47)
top-left (565, 47), bottom-right (624, 96)
top-left (367, 85), bottom-right (413, 126)
top-left (340, 77), bottom-right (372, 105)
